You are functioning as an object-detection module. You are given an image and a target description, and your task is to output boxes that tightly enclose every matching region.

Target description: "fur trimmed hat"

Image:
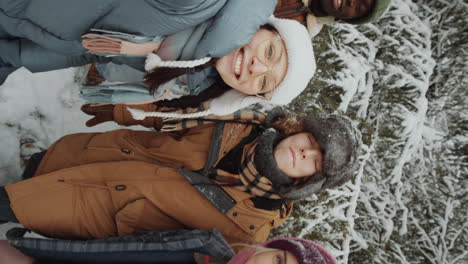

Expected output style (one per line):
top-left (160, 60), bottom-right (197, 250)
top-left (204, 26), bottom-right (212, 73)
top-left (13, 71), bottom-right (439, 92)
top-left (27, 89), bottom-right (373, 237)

top-left (254, 108), bottom-right (362, 200)
top-left (134, 16), bottom-right (315, 120)
top-left (298, 114), bottom-right (361, 193)
top-left (211, 16), bottom-right (316, 115)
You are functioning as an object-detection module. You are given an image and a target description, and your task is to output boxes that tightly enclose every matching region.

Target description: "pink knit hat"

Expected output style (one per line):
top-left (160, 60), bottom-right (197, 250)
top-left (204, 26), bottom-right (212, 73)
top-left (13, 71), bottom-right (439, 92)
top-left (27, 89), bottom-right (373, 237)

top-left (227, 237), bottom-right (337, 264)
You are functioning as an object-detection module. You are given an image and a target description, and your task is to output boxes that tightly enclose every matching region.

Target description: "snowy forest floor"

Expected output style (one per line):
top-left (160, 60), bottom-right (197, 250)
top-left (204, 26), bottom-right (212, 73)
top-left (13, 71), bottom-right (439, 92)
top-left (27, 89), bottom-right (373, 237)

top-left (0, 0), bottom-right (466, 263)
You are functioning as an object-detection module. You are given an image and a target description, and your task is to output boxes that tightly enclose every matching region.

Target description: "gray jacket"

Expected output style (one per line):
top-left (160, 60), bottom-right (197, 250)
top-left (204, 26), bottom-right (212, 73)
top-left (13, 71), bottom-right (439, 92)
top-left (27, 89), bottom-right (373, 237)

top-left (0, 0), bottom-right (276, 90)
top-left (7, 227), bottom-right (235, 263)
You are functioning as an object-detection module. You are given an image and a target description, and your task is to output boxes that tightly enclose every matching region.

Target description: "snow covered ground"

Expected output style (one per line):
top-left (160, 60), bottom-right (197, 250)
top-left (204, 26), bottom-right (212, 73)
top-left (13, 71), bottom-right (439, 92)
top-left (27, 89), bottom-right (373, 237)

top-left (0, 67), bottom-right (148, 239)
top-left (0, 67), bottom-right (122, 185)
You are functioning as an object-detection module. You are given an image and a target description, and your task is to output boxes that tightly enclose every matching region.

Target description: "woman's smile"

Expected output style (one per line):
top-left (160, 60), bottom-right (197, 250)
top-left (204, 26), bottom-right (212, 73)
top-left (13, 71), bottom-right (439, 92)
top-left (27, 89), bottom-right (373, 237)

top-left (334, 0), bottom-right (343, 10)
top-left (320, 0), bottom-right (375, 19)
top-left (233, 48), bottom-right (244, 78)
top-left (215, 28), bottom-right (288, 95)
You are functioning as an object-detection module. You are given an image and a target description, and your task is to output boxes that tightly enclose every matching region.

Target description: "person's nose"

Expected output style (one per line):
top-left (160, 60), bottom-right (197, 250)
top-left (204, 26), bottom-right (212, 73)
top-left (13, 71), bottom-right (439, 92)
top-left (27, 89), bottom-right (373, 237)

top-left (249, 57), bottom-right (268, 75)
top-left (300, 148), bottom-right (320, 160)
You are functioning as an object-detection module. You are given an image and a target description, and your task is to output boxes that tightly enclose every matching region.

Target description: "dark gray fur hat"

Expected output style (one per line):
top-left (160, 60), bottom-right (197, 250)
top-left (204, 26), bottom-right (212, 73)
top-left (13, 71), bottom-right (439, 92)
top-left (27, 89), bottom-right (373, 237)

top-left (254, 128), bottom-right (294, 187)
top-left (255, 108), bottom-right (362, 200)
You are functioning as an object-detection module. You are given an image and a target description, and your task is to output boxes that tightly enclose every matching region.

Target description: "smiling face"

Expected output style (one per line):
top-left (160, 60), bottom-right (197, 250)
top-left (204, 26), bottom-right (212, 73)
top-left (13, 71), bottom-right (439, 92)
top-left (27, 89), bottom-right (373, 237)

top-left (274, 132), bottom-right (323, 178)
top-left (245, 249), bottom-right (298, 264)
top-left (215, 28), bottom-right (288, 97)
top-left (320, 0), bottom-right (375, 19)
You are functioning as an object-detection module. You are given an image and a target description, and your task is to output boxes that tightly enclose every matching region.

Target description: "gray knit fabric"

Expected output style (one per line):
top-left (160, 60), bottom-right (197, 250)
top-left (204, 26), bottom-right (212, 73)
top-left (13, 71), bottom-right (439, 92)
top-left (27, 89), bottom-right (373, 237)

top-left (254, 128), bottom-right (293, 187)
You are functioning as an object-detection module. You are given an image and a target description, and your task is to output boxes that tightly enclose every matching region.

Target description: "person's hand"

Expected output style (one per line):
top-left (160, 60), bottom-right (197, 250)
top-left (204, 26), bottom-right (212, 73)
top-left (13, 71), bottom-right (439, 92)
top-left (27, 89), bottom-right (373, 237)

top-left (82, 33), bottom-right (161, 56)
top-left (81, 104), bottom-right (115, 127)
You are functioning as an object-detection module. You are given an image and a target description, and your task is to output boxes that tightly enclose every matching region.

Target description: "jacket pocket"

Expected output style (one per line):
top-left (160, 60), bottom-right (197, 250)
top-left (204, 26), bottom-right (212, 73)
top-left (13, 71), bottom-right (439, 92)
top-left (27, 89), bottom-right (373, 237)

top-left (115, 198), bottom-right (184, 236)
top-left (226, 199), bottom-right (279, 243)
top-left (83, 130), bottom-right (139, 161)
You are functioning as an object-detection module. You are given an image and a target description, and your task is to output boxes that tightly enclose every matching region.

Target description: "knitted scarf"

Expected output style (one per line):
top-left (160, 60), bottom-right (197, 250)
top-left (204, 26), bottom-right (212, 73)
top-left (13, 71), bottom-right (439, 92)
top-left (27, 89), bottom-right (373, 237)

top-left (212, 139), bottom-right (281, 200)
top-left (149, 105), bottom-right (281, 199)
top-left (134, 104), bottom-right (283, 199)
top-left (128, 101), bottom-right (265, 132)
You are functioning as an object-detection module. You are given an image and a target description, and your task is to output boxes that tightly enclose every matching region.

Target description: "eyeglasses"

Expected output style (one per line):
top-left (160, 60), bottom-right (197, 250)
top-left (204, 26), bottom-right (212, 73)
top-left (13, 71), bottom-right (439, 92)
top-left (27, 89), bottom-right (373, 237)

top-left (252, 35), bottom-right (284, 100)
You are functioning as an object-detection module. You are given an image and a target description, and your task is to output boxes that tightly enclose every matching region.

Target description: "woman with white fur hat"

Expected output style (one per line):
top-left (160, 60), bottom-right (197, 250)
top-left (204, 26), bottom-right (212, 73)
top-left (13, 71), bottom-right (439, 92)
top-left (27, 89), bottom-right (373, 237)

top-left (1, 0), bottom-right (316, 117)
top-left (1, 0), bottom-right (276, 86)
top-left (80, 15), bottom-right (316, 120)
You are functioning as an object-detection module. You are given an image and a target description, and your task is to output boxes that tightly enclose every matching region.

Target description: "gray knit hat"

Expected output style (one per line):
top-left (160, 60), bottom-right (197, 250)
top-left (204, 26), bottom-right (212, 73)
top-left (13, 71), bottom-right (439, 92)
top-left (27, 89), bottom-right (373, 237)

top-left (255, 109), bottom-right (362, 200)
top-left (345, 0), bottom-right (392, 24)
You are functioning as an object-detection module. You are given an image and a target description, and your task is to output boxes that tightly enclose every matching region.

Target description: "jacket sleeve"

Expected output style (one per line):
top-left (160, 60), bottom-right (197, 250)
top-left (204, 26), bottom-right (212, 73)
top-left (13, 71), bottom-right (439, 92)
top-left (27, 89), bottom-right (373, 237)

top-left (0, 38), bottom-right (109, 73)
top-left (146, 0), bottom-right (222, 10)
top-left (194, 0), bottom-right (277, 58)
top-left (27, 229), bottom-right (233, 264)
top-left (113, 103), bottom-right (163, 129)
top-left (0, 0), bottom-right (115, 55)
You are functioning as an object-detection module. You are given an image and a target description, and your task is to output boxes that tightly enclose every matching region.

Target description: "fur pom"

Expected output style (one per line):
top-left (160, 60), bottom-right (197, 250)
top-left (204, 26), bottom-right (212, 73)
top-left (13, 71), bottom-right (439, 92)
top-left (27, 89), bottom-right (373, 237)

top-left (145, 53), bottom-right (163, 71)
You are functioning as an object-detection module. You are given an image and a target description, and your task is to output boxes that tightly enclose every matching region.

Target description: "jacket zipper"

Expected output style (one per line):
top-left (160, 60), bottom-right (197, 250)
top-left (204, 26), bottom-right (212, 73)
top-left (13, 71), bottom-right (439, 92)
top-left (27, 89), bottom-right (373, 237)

top-left (57, 179), bottom-right (112, 189)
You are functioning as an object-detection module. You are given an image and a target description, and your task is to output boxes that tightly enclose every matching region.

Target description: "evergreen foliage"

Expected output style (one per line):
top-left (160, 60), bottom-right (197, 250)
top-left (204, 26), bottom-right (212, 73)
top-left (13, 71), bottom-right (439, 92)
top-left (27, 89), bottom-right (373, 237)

top-left (272, 0), bottom-right (467, 263)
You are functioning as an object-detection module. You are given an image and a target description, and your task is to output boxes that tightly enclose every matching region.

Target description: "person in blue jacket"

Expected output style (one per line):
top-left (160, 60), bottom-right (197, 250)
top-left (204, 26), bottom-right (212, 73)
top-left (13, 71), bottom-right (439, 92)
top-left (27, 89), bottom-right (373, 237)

top-left (0, 0), bottom-right (261, 83)
top-left (0, 0), bottom-right (316, 116)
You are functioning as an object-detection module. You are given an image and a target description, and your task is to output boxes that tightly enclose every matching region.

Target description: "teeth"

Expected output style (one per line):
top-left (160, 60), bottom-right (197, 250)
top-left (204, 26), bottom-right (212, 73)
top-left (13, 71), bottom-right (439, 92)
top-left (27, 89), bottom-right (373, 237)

top-left (234, 53), bottom-right (243, 76)
top-left (336, 0), bottom-right (342, 8)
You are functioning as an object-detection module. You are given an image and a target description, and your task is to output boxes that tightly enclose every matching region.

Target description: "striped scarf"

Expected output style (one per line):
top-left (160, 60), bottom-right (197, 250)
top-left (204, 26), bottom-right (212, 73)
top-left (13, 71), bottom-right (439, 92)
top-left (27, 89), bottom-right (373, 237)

top-left (212, 139), bottom-right (281, 200)
top-left (158, 102), bottom-right (265, 132)
top-left (237, 139), bottom-right (282, 199)
top-left (156, 104), bottom-right (281, 199)
top-left (211, 133), bottom-right (309, 200)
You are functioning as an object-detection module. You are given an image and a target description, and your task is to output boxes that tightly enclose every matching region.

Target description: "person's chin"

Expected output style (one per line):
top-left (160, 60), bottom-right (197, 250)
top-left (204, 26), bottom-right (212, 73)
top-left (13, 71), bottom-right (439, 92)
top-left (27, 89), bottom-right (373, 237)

top-left (321, 4), bottom-right (342, 18)
top-left (276, 154), bottom-right (289, 171)
top-left (325, 10), bottom-right (341, 18)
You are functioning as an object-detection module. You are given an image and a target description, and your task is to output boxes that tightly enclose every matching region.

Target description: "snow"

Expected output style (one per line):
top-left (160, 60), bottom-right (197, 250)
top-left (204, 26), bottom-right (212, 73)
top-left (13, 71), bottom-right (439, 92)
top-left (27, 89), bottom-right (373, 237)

top-left (0, 68), bottom-right (123, 185)
top-left (272, 0), bottom-right (466, 263)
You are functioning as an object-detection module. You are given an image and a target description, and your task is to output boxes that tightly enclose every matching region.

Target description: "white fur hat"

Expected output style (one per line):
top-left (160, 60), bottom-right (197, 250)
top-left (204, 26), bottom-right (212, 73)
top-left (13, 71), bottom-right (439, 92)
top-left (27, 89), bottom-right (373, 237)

top-left (135, 16), bottom-right (315, 119)
top-left (210, 16), bottom-right (316, 115)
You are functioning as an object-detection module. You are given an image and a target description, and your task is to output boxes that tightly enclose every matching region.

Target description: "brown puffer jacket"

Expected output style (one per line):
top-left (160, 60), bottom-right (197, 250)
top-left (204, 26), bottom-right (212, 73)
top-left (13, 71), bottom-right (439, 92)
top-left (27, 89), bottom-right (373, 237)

top-left (6, 109), bottom-right (291, 245)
